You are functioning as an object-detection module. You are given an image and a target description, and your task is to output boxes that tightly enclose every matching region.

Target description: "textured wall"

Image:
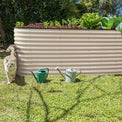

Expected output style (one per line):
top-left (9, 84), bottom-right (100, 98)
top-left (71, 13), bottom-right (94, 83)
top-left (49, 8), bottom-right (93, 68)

top-left (14, 28), bottom-right (122, 76)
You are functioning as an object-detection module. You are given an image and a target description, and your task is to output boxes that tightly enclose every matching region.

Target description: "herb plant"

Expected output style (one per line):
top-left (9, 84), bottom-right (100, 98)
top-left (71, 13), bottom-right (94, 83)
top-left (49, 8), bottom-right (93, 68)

top-left (81, 13), bottom-right (102, 29)
top-left (78, 18), bottom-right (83, 28)
top-left (15, 21), bottom-right (24, 27)
top-left (71, 18), bottom-right (78, 27)
top-left (62, 19), bottom-right (68, 26)
top-left (50, 21), bottom-right (54, 27)
top-left (44, 21), bottom-right (49, 28)
top-left (67, 18), bottom-right (72, 26)
top-left (116, 22), bottom-right (122, 32)
top-left (54, 20), bottom-right (61, 28)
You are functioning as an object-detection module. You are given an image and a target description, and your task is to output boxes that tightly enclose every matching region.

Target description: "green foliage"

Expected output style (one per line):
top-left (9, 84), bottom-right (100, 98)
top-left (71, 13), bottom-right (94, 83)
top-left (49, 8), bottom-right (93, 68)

top-left (71, 18), bottom-right (78, 27)
top-left (15, 21), bottom-right (24, 27)
top-left (116, 22), bottom-right (122, 32)
top-left (0, 0), bottom-right (79, 46)
top-left (44, 18), bottom-right (81, 28)
top-left (101, 17), bottom-right (113, 29)
top-left (50, 21), bottom-right (54, 27)
top-left (109, 17), bottom-right (122, 29)
top-left (39, 0), bottom-right (78, 22)
top-left (54, 20), bottom-right (61, 28)
top-left (67, 18), bottom-right (72, 26)
top-left (79, 0), bottom-right (121, 16)
top-left (101, 16), bottom-right (122, 30)
top-left (43, 21), bottom-right (49, 28)
top-left (0, 0), bottom-right (121, 48)
top-left (62, 19), bottom-right (68, 26)
top-left (78, 18), bottom-right (83, 27)
top-left (81, 13), bottom-right (102, 29)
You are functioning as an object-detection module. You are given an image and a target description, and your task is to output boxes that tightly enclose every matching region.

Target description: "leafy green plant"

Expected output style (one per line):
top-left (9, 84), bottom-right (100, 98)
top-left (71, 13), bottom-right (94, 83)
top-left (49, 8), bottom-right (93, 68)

top-left (71, 18), bottom-right (78, 27)
top-left (100, 17), bottom-right (113, 29)
top-left (44, 21), bottom-right (49, 28)
top-left (50, 21), bottom-right (54, 27)
top-left (54, 20), bottom-right (61, 28)
top-left (101, 16), bottom-right (122, 30)
top-left (81, 13), bottom-right (102, 29)
top-left (116, 22), bottom-right (122, 32)
top-left (78, 18), bottom-right (83, 28)
top-left (62, 19), bottom-right (68, 26)
top-left (15, 21), bottom-right (24, 27)
top-left (67, 18), bottom-right (72, 26)
top-left (113, 17), bottom-right (122, 29)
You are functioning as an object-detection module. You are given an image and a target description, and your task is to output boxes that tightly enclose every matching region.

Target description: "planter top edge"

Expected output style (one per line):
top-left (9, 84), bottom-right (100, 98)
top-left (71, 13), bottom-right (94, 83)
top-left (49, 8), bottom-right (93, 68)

top-left (14, 28), bottom-right (121, 34)
top-left (14, 27), bottom-right (117, 31)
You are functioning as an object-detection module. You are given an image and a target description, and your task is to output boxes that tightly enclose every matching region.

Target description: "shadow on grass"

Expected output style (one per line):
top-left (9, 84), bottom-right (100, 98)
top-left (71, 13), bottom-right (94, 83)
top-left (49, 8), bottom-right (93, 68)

top-left (114, 74), bottom-right (122, 76)
top-left (60, 78), bottom-right (81, 83)
top-left (0, 51), bottom-right (9, 59)
top-left (119, 80), bottom-right (122, 94)
top-left (14, 75), bottom-right (26, 86)
top-left (25, 76), bottom-right (101, 122)
top-left (47, 90), bottom-right (62, 93)
top-left (46, 79), bottom-right (51, 83)
top-left (26, 89), bottom-right (33, 122)
top-left (26, 75), bottom-right (121, 122)
top-left (75, 78), bottom-right (81, 82)
top-left (60, 78), bottom-right (64, 82)
top-left (33, 87), bottom-right (49, 122)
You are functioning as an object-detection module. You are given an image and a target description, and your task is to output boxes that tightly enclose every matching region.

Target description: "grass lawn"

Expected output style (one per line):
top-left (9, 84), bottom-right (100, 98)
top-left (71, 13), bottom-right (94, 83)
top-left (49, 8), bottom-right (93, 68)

top-left (0, 50), bottom-right (122, 122)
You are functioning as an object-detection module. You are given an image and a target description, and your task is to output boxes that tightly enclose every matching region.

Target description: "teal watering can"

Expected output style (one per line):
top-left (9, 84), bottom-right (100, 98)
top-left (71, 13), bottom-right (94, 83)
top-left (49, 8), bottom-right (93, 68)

top-left (30, 68), bottom-right (49, 83)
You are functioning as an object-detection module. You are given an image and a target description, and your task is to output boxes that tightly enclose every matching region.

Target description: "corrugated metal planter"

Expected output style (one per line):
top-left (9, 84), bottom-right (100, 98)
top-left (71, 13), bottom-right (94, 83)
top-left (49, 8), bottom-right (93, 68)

top-left (14, 28), bottom-right (122, 76)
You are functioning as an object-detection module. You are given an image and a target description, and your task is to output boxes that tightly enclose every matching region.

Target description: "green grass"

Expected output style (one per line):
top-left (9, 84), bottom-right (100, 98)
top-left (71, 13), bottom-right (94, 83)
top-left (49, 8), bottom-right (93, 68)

top-left (0, 50), bottom-right (122, 122)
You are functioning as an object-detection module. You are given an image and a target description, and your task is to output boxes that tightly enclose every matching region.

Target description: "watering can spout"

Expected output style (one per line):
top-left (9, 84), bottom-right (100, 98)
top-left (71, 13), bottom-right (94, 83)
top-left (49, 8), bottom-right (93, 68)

top-left (30, 71), bottom-right (39, 82)
top-left (76, 70), bottom-right (81, 77)
top-left (55, 67), bottom-right (65, 79)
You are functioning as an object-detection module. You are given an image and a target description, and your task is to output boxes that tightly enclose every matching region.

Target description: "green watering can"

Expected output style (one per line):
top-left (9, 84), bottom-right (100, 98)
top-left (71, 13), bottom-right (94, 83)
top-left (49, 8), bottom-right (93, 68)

top-left (30, 68), bottom-right (49, 83)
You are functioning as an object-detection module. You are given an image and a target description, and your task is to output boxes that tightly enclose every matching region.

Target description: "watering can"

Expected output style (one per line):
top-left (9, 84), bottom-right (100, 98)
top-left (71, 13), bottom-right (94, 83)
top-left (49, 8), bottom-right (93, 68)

top-left (30, 68), bottom-right (49, 83)
top-left (55, 66), bottom-right (81, 83)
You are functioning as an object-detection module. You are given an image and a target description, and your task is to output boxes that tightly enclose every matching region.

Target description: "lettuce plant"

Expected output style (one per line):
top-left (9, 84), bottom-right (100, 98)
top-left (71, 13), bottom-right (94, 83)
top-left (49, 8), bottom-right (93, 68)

top-left (116, 22), bottom-right (122, 32)
top-left (100, 17), bottom-right (113, 29)
top-left (101, 16), bottom-right (122, 30)
top-left (81, 13), bottom-right (102, 29)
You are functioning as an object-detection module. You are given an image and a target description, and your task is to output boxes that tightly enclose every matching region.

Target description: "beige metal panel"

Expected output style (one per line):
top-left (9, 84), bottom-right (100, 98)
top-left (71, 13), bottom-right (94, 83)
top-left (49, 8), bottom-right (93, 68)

top-left (14, 28), bottom-right (121, 34)
top-left (15, 42), bottom-right (122, 46)
top-left (17, 58), bottom-right (122, 62)
top-left (14, 28), bottom-right (122, 76)
top-left (15, 33), bottom-right (122, 38)
top-left (17, 68), bottom-right (122, 76)
top-left (14, 38), bottom-right (122, 42)
top-left (16, 49), bottom-right (122, 54)
top-left (17, 66), bottom-right (122, 70)
top-left (17, 61), bottom-right (122, 66)
top-left (17, 53), bottom-right (122, 56)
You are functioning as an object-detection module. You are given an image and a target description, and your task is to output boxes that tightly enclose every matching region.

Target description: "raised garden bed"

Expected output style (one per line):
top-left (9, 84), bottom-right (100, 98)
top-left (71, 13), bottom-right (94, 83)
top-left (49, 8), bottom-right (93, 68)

top-left (14, 25), bottom-right (122, 76)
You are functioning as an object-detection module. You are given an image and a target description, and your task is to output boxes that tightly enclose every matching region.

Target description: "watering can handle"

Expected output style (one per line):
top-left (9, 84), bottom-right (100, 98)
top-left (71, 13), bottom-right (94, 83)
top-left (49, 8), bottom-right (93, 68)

top-left (40, 68), bottom-right (49, 77)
